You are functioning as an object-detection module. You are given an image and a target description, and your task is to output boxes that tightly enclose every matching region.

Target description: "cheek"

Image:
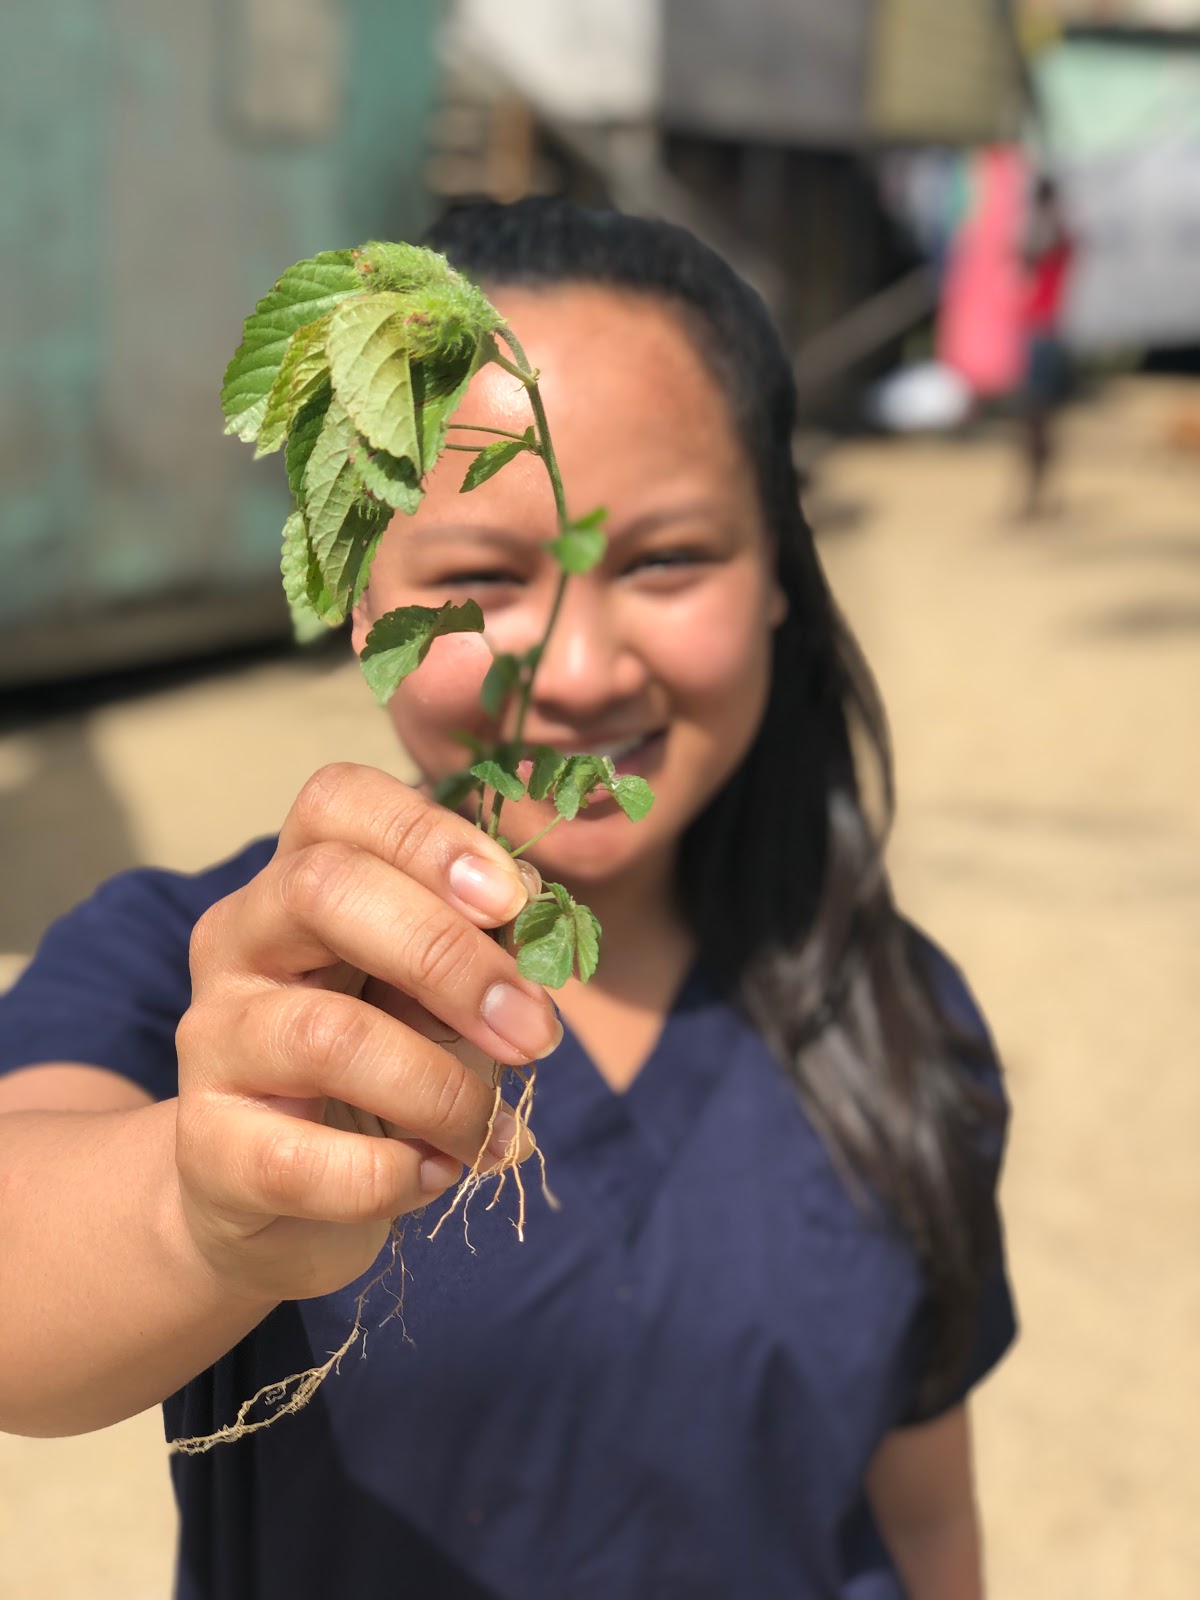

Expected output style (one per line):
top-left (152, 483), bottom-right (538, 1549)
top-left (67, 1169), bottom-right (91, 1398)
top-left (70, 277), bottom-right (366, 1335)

top-left (646, 574), bottom-right (774, 715)
top-left (384, 631), bottom-right (493, 759)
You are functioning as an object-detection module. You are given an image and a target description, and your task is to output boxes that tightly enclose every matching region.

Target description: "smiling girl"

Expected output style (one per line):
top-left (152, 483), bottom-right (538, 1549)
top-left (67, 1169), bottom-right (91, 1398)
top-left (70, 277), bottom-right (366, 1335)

top-left (0, 199), bottom-right (1015, 1600)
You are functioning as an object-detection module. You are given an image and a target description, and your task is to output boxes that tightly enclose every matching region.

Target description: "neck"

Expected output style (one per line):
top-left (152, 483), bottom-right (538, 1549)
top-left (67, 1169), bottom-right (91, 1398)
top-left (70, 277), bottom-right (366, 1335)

top-left (559, 844), bottom-right (694, 996)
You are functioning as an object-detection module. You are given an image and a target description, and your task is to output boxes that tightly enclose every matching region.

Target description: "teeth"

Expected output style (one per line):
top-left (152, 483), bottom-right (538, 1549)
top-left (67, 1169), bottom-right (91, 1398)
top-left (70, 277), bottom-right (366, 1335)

top-left (562, 734), bottom-right (650, 762)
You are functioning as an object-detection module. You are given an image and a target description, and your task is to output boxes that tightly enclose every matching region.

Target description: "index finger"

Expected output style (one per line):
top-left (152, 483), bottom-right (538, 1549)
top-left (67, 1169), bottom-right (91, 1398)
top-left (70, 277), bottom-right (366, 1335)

top-left (277, 763), bottom-right (528, 929)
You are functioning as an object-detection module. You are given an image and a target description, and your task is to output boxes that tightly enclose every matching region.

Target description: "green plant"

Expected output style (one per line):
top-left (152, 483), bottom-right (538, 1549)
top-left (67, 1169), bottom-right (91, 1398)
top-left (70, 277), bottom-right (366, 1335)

top-left (221, 240), bottom-right (654, 1212)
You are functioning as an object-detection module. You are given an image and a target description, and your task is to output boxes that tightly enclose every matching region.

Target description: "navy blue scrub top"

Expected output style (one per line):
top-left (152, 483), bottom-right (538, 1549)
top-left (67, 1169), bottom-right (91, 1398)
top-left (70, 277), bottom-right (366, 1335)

top-left (0, 840), bottom-right (1016, 1600)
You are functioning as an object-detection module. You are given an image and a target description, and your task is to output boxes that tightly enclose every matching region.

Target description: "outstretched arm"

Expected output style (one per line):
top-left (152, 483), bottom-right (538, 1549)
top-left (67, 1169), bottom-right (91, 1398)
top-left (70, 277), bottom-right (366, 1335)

top-left (866, 1404), bottom-right (984, 1600)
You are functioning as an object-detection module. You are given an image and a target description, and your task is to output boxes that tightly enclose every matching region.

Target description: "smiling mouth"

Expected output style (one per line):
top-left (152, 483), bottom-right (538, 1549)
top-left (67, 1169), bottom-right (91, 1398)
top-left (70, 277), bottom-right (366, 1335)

top-left (519, 729), bottom-right (667, 784)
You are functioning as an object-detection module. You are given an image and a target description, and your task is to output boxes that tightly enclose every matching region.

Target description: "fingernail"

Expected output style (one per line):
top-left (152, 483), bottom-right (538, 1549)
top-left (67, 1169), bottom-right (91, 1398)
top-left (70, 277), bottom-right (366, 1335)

top-left (419, 1152), bottom-right (462, 1196)
top-left (515, 861), bottom-right (542, 900)
top-left (481, 983), bottom-right (563, 1061)
top-left (449, 854), bottom-right (525, 921)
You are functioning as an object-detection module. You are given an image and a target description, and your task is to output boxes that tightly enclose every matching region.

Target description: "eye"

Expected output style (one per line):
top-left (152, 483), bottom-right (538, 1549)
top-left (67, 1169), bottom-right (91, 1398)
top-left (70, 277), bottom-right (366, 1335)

top-left (625, 548), bottom-right (710, 577)
top-left (436, 569), bottom-right (523, 589)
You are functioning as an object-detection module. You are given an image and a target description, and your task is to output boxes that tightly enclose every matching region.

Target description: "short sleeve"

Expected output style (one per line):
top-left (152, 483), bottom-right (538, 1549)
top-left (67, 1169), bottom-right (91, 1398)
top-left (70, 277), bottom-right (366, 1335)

top-left (896, 927), bottom-right (1019, 1425)
top-left (0, 838), bottom-right (276, 1101)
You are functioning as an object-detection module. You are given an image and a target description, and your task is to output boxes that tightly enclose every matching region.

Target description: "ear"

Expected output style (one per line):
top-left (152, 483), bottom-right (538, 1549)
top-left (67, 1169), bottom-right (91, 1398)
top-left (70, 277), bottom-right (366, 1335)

top-left (768, 575), bottom-right (789, 630)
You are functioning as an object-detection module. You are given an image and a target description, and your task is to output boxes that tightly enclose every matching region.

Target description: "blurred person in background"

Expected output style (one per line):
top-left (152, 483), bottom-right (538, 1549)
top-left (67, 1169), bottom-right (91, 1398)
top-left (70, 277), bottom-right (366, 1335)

top-left (1018, 173), bottom-right (1076, 520)
top-left (0, 199), bottom-right (1015, 1600)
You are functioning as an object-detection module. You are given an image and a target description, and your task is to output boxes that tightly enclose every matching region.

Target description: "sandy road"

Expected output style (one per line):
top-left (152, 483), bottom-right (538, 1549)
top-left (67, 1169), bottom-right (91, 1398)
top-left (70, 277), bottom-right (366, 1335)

top-left (1, 378), bottom-right (1196, 1598)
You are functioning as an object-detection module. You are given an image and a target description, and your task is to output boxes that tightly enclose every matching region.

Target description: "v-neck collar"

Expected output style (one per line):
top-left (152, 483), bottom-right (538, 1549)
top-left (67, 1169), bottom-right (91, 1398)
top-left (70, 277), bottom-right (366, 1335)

top-left (533, 962), bottom-right (749, 1240)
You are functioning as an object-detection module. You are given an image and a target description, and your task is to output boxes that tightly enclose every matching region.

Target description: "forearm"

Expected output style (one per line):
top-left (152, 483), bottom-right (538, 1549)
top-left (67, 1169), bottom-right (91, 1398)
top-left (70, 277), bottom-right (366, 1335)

top-left (884, 1507), bottom-right (983, 1600)
top-left (0, 1101), bottom-right (276, 1437)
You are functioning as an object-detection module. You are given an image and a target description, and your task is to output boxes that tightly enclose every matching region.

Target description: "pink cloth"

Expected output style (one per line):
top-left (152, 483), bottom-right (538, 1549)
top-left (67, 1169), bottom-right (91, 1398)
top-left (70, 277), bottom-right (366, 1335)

top-left (937, 146), bottom-right (1027, 396)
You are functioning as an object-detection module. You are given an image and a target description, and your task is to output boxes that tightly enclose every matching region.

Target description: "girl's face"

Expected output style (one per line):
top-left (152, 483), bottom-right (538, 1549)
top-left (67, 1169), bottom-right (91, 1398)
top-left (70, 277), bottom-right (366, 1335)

top-left (353, 284), bottom-right (786, 890)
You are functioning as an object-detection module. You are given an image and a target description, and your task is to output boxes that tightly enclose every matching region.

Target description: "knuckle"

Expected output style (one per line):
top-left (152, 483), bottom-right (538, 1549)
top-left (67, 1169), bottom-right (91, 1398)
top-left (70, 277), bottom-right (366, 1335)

top-left (376, 791), bottom-right (439, 872)
top-left (422, 1053), bottom-right (484, 1146)
top-left (187, 902), bottom-right (225, 986)
top-left (405, 912), bottom-right (478, 995)
top-left (273, 989), bottom-right (369, 1082)
top-left (292, 763), bottom-right (361, 837)
top-left (278, 840), bottom-right (361, 925)
top-left (258, 1123), bottom-right (325, 1211)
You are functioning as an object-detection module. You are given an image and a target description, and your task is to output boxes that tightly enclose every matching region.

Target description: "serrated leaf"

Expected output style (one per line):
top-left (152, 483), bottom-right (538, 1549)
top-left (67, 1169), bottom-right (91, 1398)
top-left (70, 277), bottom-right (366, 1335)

top-left (480, 653), bottom-right (520, 720)
top-left (469, 760), bottom-right (526, 803)
top-left (222, 251), bottom-right (361, 442)
top-left (513, 898), bottom-right (564, 947)
top-left (357, 443), bottom-right (423, 513)
top-left (326, 292), bottom-right (421, 465)
top-left (460, 430), bottom-right (535, 493)
top-left (303, 399), bottom-right (373, 599)
top-left (256, 317), bottom-right (332, 457)
top-left (572, 904), bottom-right (602, 982)
top-left (546, 526), bottom-right (607, 575)
top-left (554, 755), bottom-right (608, 821)
top-left (286, 385), bottom-right (332, 500)
top-left (433, 770), bottom-right (482, 809)
top-left (515, 916), bottom-right (576, 990)
top-left (528, 746), bottom-right (566, 802)
top-left (359, 599), bottom-right (484, 706)
top-left (609, 775), bottom-right (655, 822)
top-left (280, 510), bottom-right (329, 644)
top-left (412, 353), bottom-right (481, 474)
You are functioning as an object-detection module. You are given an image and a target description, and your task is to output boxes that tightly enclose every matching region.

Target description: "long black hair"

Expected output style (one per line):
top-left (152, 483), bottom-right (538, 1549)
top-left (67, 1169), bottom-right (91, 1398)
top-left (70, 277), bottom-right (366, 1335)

top-left (425, 196), bottom-right (1004, 1409)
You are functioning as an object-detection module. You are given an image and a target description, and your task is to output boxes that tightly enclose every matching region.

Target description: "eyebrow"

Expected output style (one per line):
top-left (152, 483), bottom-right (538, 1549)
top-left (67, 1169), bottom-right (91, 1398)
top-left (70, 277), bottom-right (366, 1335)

top-left (404, 501), bottom-right (727, 551)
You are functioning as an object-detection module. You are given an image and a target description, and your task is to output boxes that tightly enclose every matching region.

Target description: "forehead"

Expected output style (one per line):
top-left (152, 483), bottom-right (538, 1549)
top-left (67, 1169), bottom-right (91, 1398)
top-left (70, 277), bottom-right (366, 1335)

top-left (463, 284), bottom-right (747, 493)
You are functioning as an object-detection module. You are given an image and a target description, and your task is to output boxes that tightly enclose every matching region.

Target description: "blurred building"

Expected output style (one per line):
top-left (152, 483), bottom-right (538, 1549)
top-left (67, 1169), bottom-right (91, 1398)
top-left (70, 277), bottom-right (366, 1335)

top-left (434, 1), bottom-right (1026, 407)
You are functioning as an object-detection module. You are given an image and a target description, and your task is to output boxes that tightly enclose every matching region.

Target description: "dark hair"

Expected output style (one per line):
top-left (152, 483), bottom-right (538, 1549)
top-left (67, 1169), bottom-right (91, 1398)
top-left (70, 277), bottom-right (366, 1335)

top-left (425, 197), bottom-right (1004, 1408)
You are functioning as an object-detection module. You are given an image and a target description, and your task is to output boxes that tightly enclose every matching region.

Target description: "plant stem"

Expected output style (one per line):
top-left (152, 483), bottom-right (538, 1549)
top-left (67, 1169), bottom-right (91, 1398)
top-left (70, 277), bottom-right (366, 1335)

top-left (447, 423), bottom-right (534, 443)
top-left (482, 325), bottom-right (573, 841)
top-left (509, 815), bottom-right (565, 859)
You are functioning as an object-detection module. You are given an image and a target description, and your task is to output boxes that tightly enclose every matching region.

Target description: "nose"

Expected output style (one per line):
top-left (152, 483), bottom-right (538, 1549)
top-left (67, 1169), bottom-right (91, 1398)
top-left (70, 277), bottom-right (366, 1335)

top-left (524, 576), bottom-right (648, 726)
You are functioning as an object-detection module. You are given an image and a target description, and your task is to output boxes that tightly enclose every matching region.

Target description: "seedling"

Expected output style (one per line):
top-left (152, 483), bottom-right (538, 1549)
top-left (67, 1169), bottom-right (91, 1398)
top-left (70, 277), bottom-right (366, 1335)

top-left (171, 242), bottom-right (654, 1451)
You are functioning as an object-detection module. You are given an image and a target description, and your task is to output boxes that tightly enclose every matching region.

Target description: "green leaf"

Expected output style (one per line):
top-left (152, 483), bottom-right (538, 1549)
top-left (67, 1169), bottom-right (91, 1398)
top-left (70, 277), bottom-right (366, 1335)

top-left (515, 915), bottom-right (575, 990)
top-left (469, 760), bottom-right (526, 803)
top-left (433, 770), bottom-right (482, 809)
top-left (325, 292), bottom-right (421, 465)
top-left (512, 898), bottom-right (563, 947)
top-left (303, 398), bottom-right (373, 603)
top-left (570, 506), bottom-right (607, 531)
top-left (411, 352), bottom-right (481, 474)
top-left (554, 755), bottom-right (608, 821)
top-left (356, 443), bottom-right (423, 513)
top-left (480, 653), bottom-right (520, 720)
top-left (280, 510), bottom-right (330, 644)
top-left (527, 746), bottom-right (566, 802)
top-left (359, 599), bottom-right (484, 705)
top-left (222, 251), bottom-right (361, 442)
top-left (546, 525), bottom-right (607, 575)
top-left (546, 881), bottom-right (573, 913)
top-left (256, 317), bottom-right (332, 457)
top-left (572, 904), bottom-right (602, 982)
top-left (286, 385), bottom-right (332, 500)
top-left (609, 775), bottom-right (655, 822)
top-left (460, 430), bottom-right (535, 493)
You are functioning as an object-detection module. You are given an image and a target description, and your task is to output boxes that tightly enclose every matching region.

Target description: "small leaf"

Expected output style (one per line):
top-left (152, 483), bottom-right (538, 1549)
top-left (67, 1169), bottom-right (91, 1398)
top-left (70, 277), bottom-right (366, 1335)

top-left (572, 904), bottom-right (602, 982)
top-left (480, 653), bottom-right (520, 720)
top-left (515, 916), bottom-right (575, 990)
top-left (326, 293), bottom-right (421, 465)
top-left (304, 398), bottom-right (379, 610)
top-left (527, 746), bottom-right (566, 802)
top-left (546, 881), bottom-right (573, 913)
top-left (433, 770), bottom-right (482, 809)
top-left (222, 251), bottom-right (361, 442)
top-left (280, 510), bottom-right (329, 644)
top-left (513, 898), bottom-right (563, 947)
top-left (609, 775), bottom-right (655, 822)
top-left (546, 526), bottom-right (607, 575)
top-left (357, 444), bottom-right (423, 513)
top-left (256, 316), bottom-right (332, 457)
top-left (460, 430), bottom-right (535, 494)
top-left (469, 760), bottom-right (526, 803)
top-left (554, 755), bottom-right (608, 821)
top-left (359, 599), bottom-right (484, 705)
top-left (571, 506), bottom-right (607, 531)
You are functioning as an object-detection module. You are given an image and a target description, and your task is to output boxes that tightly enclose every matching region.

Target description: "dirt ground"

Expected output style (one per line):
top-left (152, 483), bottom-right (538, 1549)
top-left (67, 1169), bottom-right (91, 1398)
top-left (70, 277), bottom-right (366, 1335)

top-left (1, 378), bottom-right (1196, 1598)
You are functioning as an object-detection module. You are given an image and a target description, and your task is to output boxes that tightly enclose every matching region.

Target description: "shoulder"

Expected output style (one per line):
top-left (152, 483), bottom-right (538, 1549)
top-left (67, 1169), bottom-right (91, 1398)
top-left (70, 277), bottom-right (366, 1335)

top-left (0, 837), bottom-right (278, 1094)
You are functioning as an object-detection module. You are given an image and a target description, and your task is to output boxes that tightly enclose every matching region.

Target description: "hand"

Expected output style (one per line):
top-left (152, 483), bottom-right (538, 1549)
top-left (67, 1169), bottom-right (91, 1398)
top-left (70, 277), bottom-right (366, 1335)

top-left (173, 763), bottom-right (559, 1304)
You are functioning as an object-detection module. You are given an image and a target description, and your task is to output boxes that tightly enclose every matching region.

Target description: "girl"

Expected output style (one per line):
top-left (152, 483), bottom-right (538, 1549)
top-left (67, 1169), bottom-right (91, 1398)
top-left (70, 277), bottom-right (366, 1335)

top-left (0, 198), bottom-right (1014, 1599)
